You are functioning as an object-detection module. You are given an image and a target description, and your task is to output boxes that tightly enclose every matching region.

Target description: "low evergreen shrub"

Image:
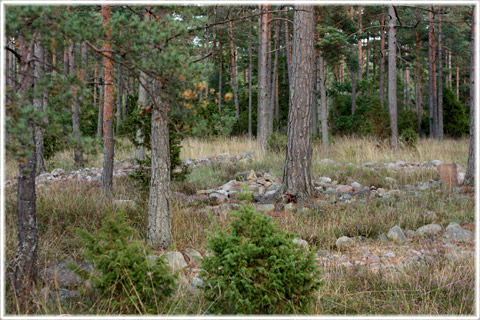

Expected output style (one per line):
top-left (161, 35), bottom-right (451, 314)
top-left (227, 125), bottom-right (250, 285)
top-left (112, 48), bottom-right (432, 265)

top-left (200, 205), bottom-right (320, 314)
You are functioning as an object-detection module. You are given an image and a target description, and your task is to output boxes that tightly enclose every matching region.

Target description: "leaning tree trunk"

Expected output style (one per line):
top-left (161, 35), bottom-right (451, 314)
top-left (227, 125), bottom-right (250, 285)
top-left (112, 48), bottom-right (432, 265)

top-left (228, 9), bottom-right (240, 120)
top-left (11, 33), bottom-right (38, 314)
top-left (437, 6), bottom-right (444, 141)
top-left (135, 71), bottom-right (148, 161)
top-left (147, 88), bottom-right (172, 250)
top-left (257, 4), bottom-right (271, 149)
top-left (283, 5), bottom-right (315, 207)
top-left (388, 5), bottom-right (398, 150)
top-left (379, 9), bottom-right (386, 108)
top-left (70, 41), bottom-right (84, 168)
top-left (464, 6), bottom-right (476, 186)
top-left (101, 4), bottom-right (114, 194)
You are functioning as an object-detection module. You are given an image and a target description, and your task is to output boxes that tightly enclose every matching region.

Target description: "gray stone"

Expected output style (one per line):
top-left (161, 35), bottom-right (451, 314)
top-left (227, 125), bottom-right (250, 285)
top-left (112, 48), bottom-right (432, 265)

top-left (316, 249), bottom-right (331, 257)
top-left (351, 182), bottom-right (362, 191)
top-left (292, 238), bottom-right (309, 248)
top-left (404, 230), bottom-right (418, 238)
top-left (253, 203), bottom-right (275, 212)
top-left (432, 160), bottom-right (442, 166)
top-left (376, 233), bottom-right (389, 243)
top-left (339, 194), bottom-right (352, 202)
top-left (51, 168), bottom-right (65, 176)
top-left (284, 203), bottom-right (295, 213)
top-left (163, 251), bottom-right (188, 271)
top-left (387, 226), bottom-right (407, 244)
top-left (185, 248), bottom-right (203, 266)
top-left (336, 185), bottom-right (353, 193)
top-left (416, 224), bottom-right (442, 237)
top-left (445, 250), bottom-right (474, 262)
top-left (457, 172), bottom-right (465, 185)
top-left (38, 260), bottom-right (94, 288)
top-left (192, 276), bottom-right (204, 289)
top-left (209, 191), bottom-right (228, 204)
top-left (442, 223), bottom-right (474, 242)
top-left (336, 236), bottom-right (354, 249)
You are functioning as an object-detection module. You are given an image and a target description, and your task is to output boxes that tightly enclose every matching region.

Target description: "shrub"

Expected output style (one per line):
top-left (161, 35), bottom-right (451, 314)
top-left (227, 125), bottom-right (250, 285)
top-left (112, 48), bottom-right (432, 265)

top-left (443, 87), bottom-right (469, 138)
top-left (200, 205), bottom-right (320, 314)
top-left (267, 132), bottom-right (287, 154)
top-left (77, 213), bottom-right (176, 313)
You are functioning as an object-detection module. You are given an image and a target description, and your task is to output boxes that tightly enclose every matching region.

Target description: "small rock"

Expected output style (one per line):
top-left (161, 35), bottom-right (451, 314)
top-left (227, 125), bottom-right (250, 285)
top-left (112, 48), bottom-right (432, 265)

top-left (292, 238), bottom-right (309, 249)
top-left (284, 203), bottom-right (295, 213)
top-left (247, 170), bottom-right (257, 182)
top-left (387, 226), bottom-right (407, 244)
top-left (351, 182), bottom-right (362, 191)
top-left (192, 276), bottom-right (204, 289)
top-left (442, 223), bottom-right (474, 242)
top-left (185, 248), bottom-right (203, 266)
top-left (163, 251), bottom-right (188, 271)
top-left (336, 185), bottom-right (353, 193)
top-left (416, 224), bottom-right (442, 237)
top-left (432, 160), bottom-right (442, 166)
top-left (457, 172), bottom-right (465, 185)
top-left (38, 260), bottom-right (93, 288)
top-left (404, 230), bottom-right (418, 238)
top-left (316, 249), bottom-right (331, 257)
top-left (209, 191), bottom-right (228, 205)
top-left (445, 250), bottom-right (474, 262)
top-left (253, 204), bottom-right (275, 212)
top-left (51, 168), bottom-right (65, 177)
top-left (336, 236), bottom-right (354, 249)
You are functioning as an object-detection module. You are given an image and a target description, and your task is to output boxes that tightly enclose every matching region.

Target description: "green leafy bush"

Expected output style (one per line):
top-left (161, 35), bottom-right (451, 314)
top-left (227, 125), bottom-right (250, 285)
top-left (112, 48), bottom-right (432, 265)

top-left (200, 205), bottom-right (320, 314)
top-left (77, 213), bottom-right (176, 313)
top-left (267, 132), bottom-right (287, 154)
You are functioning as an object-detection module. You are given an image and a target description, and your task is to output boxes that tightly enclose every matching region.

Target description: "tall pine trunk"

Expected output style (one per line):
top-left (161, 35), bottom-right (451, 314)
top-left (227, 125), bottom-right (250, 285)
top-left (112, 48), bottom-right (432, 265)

top-left (415, 30), bottom-right (423, 137)
top-left (33, 34), bottom-right (46, 174)
top-left (101, 5), bottom-right (114, 194)
top-left (271, 19), bottom-right (280, 126)
top-left (135, 72), bottom-right (148, 161)
top-left (428, 7), bottom-right (438, 138)
top-left (379, 8), bottom-right (386, 108)
top-left (257, 5), bottom-right (271, 149)
top-left (464, 6), bottom-right (476, 186)
top-left (388, 5), bottom-right (398, 150)
top-left (248, 15), bottom-right (253, 138)
top-left (317, 52), bottom-right (328, 153)
top-left (437, 7), bottom-right (444, 140)
top-left (283, 5), bottom-right (315, 207)
top-left (116, 64), bottom-right (123, 134)
top-left (70, 41), bottom-right (84, 168)
top-left (218, 42), bottom-right (223, 112)
top-left (228, 9), bottom-right (240, 120)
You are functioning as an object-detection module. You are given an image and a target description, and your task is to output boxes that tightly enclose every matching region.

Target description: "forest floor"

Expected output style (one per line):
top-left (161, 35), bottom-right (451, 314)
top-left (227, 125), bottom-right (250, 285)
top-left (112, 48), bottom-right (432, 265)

top-left (4, 136), bottom-right (476, 315)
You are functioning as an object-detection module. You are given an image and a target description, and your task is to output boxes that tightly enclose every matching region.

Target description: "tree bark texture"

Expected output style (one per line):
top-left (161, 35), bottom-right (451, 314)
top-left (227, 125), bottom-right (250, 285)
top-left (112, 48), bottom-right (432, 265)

top-left (428, 7), bottom-right (437, 138)
top-left (317, 52), bottom-right (329, 153)
top-left (101, 5), bottom-right (115, 194)
top-left (248, 15), bottom-right (253, 138)
top-left (33, 34), bottom-right (46, 174)
top-left (464, 6), bottom-right (476, 186)
top-left (379, 9), bottom-right (386, 108)
top-left (437, 7), bottom-right (444, 140)
top-left (415, 31), bottom-right (423, 137)
top-left (70, 41), bottom-right (84, 168)
top-left (388, 5), bottom-right (398, 150)
top-left (135, 71), bottom-right (147, 161)
top-left (228, 9), bottom-right (240, 120)
top-left (147, 89), bottom-right (172, 250)
top-left (283, 5), bottom-right (315, 205)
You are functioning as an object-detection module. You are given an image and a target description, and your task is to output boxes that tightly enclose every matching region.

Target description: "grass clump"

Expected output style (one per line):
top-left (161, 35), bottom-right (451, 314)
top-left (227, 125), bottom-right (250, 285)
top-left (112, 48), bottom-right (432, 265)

top-left (200, 204), bottom-right (320, 314)
top-left (77, 213), bottom-right (176, 314)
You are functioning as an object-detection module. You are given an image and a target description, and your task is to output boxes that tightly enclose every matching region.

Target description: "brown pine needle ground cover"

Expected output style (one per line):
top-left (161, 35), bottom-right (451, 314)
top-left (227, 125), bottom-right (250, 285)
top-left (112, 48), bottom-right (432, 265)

top-left (4, 136), bottom-right (475, 315)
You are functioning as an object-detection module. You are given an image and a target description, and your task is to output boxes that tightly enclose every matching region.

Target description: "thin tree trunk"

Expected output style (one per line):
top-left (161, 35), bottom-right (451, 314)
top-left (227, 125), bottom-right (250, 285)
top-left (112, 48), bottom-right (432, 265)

top-left (271, 19), bottom-right (280, 127)
top-left (388, 5), bottom-right (398, 150)
top-left (318, 52), bottom-right (328, 153)
top-left (448, 49), bottom-right (452, 88)
top-left (428, 8), bottom-right (437, 138)
top-left (116, 64), bottom-right (123, 133)
top-left (228, 9), bottom-right (240, 120)
top-left (284, 6), bottom-right (292, 83)
top-left (101, 5), bottom-right (114, 194)
top-left (70, 41), bottom-right (84, 168)
top-left (464, 6), bottom-right (476, 186)
top-left (11, 34), bottom-right (38, 314)
top-left (283, 4), bottom-right (315, 207)
top-left (437, 7), bottom-right (444, 140)
top-left (63, 43), bottom-right (69, 75)
top-left (135, 71), bottom-right (147, 161)
top-left (248, 15), bottom-right (253, 139)
top-left (366, 33), bottom-right (370, 81)
top-left (97, 73), bottom-right (104, 140)
top-left (147, 88), bottom-right (172, 250)
top-left (415, 31), bottom-right (423, 137)
top-left (350, 7), bottom-right (356, 116)
top-left (358, 5), bottom-right (363, 81)
top-left (456, 65), bottom-right (460, 98)
top-left (218, 42), bottom-right (223, 112)
top-left (380, 8), bottom-right (386, 108)
top-left (372, 37), bottom-right (376, 84)
top-left (33, 34), bottom-right (46, 174)
top-left (257, 5), bottom-right (271, 149)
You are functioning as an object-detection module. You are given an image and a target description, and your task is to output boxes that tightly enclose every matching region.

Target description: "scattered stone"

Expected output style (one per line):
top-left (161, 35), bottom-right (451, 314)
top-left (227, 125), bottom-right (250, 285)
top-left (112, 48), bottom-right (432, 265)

top-left (192, 276), bottom-right (204, 289)
top-left (431, 160), bottom-right (442, 166)
top-left (253, 203), bottom-right (275, 212)
top-left (404, 230), bottom-right (418, 238)
top-left (292, 238), bottom-right (309, 248)
top-left (387, 226), bottom-right (407, 244)
top-left (185, 248), bottom-right (203, 266)
top-left (336, 185), bottom-right (353, 193)
top-left (284, 203), bottom-right (295, 213)
top-left (162, 251), bottom-right (188, 271)
top-left (351, 182), bottom-right (362, 191)
top-left (51, 168), bottom-right (65, 177)
top-left (247, 170), bottom-right (257, 182)
top-left (316, 249), bottom-right (331, 257)
top-left (442, 222), bottom-right (474, 242)
top-left (38, 260), bottom-right (94, 288)
top-left (416, 224), bottom-right (442, 237)
top-left (336, 236), bottom-right (354, 249)
top-left (457, 172), bottom-right (465, 185)
top-left (445, 250), bottom-right (474, 263)
top-left (209, 191), bottom-right (228, 204)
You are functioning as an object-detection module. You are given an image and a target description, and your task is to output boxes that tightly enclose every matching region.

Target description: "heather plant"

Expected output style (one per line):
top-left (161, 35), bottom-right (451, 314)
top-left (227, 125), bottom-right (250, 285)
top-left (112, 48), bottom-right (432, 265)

top-left (200, 205), bottom-right (320, 314)
top-left (77, 213), bottom-right (176, 313)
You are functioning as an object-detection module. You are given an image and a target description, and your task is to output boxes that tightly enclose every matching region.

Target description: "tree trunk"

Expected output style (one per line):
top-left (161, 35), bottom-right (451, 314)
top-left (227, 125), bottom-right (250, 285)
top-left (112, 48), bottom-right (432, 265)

top-left (33, 34), bottom-right (46, 174)
top-left (415, 31), bottom-right (423, 137)
top-left (70, 41), bottom-right (84, 168)
top-left (283, 5), bottom-right (315, 207)
top-left (147, 89), bottom-right (172, 250)
top-left (379, 8), bottom-right (386, 108)
top-left (448, 49), bottom-right (452, 88)
top-left (284, 6), bottom-right (292, 85)
top-left (135, 71), bottom-right (148, 161)
top-left (464, 6), bottom-right (476, 186)
top-left (97, 69), bottom-right (104, 140)
top-left (248, 15), bottom-right (253, 139)
top-left (271, 19), bottom-right (280, 126)
top-left (456, 65), bottom-right (460, 98)
top-left (437, 7), bottom-right (444, 140)
top-left (63, 43), bottom-right (69, 75)
top-left (116, 64), bottom-right (123, 134)
top-left (101, 5), bottom-right (114, 194)
top-left (366, 33), bottom-right (370, 81)
top-left (257, 4), bottom-right (271, 149)
top-left (350, 58), bottom-right (356, 116)
top-left (357, 5), bottom-right (363, 81)
top-left (428, 8), bottom-right (437, 138)
top-left (317, 52), bottom-right (329, 153)
top-left (388, 5), bottom-right (398, 150)
top-left (11, 34), bottom-right (38, 314)
top-left (218, 42), bottom-right (223, 112)
top-left (228, 9), bottom-right (240, 120)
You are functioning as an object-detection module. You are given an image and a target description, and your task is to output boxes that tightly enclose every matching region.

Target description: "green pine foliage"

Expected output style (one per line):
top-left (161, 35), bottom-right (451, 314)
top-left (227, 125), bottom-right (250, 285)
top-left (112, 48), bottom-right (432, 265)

top-left (443, 87), bottom-right (469, 138)
top-left (200, 205), bottom-right (321, 314)
top-left (76, 213), bottom-right (176, 313)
